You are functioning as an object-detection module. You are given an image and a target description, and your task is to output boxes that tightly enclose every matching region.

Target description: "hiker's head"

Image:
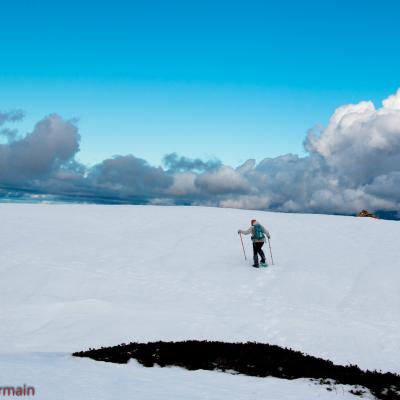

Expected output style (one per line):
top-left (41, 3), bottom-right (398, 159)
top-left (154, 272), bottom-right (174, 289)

top-left (251, 219), bottom-right (256, 225)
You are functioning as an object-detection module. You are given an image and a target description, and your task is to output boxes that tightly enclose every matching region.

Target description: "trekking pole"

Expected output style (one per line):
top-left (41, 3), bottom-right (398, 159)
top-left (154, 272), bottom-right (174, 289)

top-left (267, 237), bottom-right (274, 265)
top-left (239, 233), bottom-right (247, 260)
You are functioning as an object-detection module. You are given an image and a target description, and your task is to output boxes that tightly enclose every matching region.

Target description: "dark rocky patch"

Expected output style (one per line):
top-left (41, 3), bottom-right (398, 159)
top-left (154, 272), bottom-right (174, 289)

top-left (357, 209), bottom-right (379, 218)
top-left (73, 340), bottom-right (400, 399)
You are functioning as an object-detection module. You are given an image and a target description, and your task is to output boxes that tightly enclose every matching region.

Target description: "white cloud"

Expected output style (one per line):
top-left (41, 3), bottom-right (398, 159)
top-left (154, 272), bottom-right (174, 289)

top-left (219, 195), bottom-right (272, 210)
top-left (0, 113), bottom-right (80, 183)
top-left (382, 88), bottom-right (400, 110)
top-left (195, 166), bottom-right (250, 195)
top-left (1, 90), bottom-right (400, 217)
top-left (168, 172), bottom-right (198, 196)
top-left (305, 92), bottom-right (400, 186)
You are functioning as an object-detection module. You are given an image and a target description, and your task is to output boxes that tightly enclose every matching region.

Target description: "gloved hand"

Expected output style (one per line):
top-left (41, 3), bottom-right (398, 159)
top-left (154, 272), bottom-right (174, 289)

top-left (237, 230), bottom-right (241, 234)
top-left (267, 234), bottom-right (271, 239)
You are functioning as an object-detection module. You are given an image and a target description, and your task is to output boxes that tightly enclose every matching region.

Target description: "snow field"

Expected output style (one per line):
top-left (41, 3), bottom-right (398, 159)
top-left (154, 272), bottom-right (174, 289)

top-left (0, 203), bottom-right (398, 399)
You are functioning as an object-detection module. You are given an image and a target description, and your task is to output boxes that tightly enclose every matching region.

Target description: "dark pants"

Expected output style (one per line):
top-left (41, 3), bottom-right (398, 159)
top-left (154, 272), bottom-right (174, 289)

top-left (253, 242), bottom-right (266, 265)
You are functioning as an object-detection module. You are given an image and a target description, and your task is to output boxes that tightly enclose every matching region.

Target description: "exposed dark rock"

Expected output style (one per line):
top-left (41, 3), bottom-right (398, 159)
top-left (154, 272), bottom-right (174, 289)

top-left (357, 209), bottom-right (379, 218)
top-left (73, 340), bottom-right (400, 399)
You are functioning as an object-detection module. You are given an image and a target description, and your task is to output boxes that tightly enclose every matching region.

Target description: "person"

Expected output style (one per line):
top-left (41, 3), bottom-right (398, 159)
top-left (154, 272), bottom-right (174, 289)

top-left (238, 219), bottom-right (271, 268)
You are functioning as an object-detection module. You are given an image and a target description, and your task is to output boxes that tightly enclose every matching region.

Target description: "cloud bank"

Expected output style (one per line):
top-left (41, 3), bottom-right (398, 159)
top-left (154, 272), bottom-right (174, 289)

top-left (1, 89), bottom-right (400, 217)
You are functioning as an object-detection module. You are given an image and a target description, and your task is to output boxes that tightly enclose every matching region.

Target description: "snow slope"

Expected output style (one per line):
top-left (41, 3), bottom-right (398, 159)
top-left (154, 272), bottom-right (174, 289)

top-left (0, 204), bottom-right (399, 399)
top-left (0, 353), bottom-right (366, 400)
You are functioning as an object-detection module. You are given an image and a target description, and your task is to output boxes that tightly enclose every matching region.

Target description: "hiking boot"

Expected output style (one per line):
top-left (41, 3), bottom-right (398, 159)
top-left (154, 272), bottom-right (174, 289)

top-left (252, 264), bottom-right (259, 268)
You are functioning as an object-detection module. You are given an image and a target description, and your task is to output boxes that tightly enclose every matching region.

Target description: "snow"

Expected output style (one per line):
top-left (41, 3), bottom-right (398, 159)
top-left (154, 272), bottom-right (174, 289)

top-left (0, 203), bottom-right (399, 399)
top-left (0, 353), bottom-right (368, 400)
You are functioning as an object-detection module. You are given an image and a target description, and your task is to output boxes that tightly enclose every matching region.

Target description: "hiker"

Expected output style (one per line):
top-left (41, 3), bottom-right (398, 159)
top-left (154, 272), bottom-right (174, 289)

top-left (238, 219), bottom-right (271, 268)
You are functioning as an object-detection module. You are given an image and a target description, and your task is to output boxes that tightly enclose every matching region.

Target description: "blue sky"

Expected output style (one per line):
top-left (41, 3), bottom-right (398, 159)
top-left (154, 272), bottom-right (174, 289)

top-left (1, 0), bottom-right (400, 167)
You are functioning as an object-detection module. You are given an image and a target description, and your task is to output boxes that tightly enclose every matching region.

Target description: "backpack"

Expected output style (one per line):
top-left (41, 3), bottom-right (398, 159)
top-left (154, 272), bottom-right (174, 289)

top-left (253, 223), bottom-right (265, 241)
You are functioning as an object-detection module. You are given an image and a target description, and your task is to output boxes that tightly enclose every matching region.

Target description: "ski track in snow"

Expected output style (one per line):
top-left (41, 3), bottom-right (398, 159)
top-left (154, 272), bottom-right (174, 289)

top-left (0, 203), bottom-right (399, 399)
